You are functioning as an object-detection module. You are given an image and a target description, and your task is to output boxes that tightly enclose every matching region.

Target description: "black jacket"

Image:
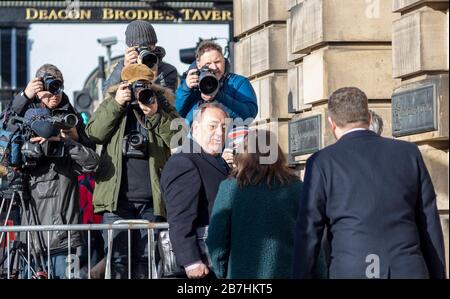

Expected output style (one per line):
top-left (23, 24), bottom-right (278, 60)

top-left (160, 140), bottom-right (229, 267)
top-left (293, 130), bottom-right (446, 279)
top-left (102, 46), bottom-right (179, 94)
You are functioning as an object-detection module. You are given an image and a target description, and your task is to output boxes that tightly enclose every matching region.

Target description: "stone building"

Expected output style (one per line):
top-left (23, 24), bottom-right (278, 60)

top-left (234, 0), bottom-right (448, 276)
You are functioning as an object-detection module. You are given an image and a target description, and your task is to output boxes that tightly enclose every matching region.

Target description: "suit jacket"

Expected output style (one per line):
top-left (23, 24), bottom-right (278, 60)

top-left (293, 130), bottom-right (446, 279)
top-left (160, 139), bottom-right (229, 267)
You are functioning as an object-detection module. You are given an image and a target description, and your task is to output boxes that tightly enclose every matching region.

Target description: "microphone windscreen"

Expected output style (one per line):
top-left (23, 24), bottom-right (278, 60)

top-left (24, 108), bottom-right (51, 120)
top-left (31, 120), bottom-right (59, 138)
top-left (227, 126), bottom-right (249, 149)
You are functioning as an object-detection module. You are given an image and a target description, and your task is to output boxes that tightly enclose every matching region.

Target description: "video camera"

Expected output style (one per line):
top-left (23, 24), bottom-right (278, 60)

top-left (135, 47), bottom-right (159, 69)
top-left (0, 108), bottom-right (78, 170)
top-left (195, 66), bottom-right (219, 96)
top-left (128, 80), bottom-right (156, 106)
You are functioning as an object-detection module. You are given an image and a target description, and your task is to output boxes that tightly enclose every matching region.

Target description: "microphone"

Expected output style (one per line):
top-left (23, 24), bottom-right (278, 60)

top-left (24, 108), bottom-right (59, 138)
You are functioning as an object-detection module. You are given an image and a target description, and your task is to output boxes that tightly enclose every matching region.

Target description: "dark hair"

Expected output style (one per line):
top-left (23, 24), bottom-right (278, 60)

top-left (230, 130), bottom-right (296, 188)
top-left (35, 64), bottom-right (64, 87)
top-left (328, 87), bottom-right (370, 127)
top-left (195, 41), bottom-right (223, 60)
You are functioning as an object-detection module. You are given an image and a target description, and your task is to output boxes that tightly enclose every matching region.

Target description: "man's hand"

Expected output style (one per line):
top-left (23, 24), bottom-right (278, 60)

top-left (185, 69), bottom-right (199, 89)
top-left (138, 97), bottom-right (158, 117)
top-left (60, 127), bottom-right (79, 141)
top-left (185, 263), bottom-right (210, 279)
top-left (222, 148), bottom-right (235, 168)
top-left (124, 47), bottom-right (139, 66)
top-left (30, 136), bottom-right (61, 144)
top-left (24, 77), bottom-right (44, 100)
top-left (115, 82), bottom-right (132, 106)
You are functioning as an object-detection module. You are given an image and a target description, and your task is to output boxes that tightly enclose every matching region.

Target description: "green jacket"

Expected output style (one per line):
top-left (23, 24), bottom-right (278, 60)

top-left (86, 95), bottom-right (181, 217)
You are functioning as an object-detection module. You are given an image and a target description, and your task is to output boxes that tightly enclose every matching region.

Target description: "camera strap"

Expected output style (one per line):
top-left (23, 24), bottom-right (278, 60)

top-left (132, 108), bottom-right (161, 131)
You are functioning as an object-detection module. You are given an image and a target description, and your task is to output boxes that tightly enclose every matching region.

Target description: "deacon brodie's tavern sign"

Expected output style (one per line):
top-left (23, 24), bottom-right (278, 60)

top-left (0, 2), bottom-right (233, 24)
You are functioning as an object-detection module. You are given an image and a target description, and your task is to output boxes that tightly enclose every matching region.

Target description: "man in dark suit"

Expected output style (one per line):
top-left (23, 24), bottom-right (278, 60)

top-left (293, 87), bottom-right (446, 279)
top-left (160, 103), bottom-right (230, 279)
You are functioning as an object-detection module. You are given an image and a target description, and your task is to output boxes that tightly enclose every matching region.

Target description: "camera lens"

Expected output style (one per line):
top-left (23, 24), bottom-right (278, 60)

top-left (43, 75), bottom-right (63, 95)
top-left (136, 88), bottom-right (155, 105)
top-left (199, 73), bottom-right (219, 96)
top-left (138, 49), bottom-right (159, 69)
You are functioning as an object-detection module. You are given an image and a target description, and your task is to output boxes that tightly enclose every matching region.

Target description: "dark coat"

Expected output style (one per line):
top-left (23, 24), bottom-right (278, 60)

top-left (160, 140), bottom-right (229, 267)
top-left (293, 130), bottom-right (446, 279)
top-left (207, 178), bottom-right (304, 279)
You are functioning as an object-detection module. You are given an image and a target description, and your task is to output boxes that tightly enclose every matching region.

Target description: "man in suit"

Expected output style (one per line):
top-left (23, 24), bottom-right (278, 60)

top-left (160, 103), bottom-right (230, 279)
top-left (293, 87), bottom-right (446, 279)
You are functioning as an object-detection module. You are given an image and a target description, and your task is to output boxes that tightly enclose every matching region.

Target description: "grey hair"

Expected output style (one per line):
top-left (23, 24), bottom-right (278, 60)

top-left (192, 102), bottom-right (228, 124)
top-left (369, 110), bottom-right (384, 135)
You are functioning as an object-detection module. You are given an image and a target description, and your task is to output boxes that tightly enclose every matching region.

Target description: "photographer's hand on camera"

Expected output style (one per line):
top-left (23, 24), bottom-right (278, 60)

top-left (185, 69), bottom-right (199, 89)
top-left (124, 47), bottom-right (139, 66)
top-left (24, 77), bottom-right (44, 100)
top-left (30, 135), bottom-right (61, 144)
top-left (115, 82), bottom-right (132, 106)
top-left (60, 127), bottom-right (79, 142)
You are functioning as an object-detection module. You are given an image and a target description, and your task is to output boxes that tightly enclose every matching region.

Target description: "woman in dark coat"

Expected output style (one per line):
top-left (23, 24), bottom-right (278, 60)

top-left (206, 130), bottom-right (303, 279)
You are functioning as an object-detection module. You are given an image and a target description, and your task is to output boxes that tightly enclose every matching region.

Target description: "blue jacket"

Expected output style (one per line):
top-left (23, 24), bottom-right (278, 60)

top-left (175, 66), bottom-right (258, 124)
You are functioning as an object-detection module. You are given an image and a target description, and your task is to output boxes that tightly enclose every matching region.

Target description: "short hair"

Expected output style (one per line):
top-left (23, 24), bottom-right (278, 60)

top-left (193, 102), bottom-right (228, 124)
top-left (35, 64), bottom-right (64, 87)
top-left (328, 87), bottom-right (370, 127)
top-left (195, 41), bottom-right (223, 61)
top-left (369, 110), bottom-right (384, 135)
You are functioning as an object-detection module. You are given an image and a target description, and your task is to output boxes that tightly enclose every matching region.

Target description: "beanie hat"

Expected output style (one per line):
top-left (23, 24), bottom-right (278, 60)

top-left (125, 20), bottom-right (158, 47)
top-left (121, 64), bottom-right (155, 83)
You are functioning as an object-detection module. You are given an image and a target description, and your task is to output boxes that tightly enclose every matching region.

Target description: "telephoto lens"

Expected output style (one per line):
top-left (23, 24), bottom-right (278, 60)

top-left (42, 74), bottom-right (63, 95)
top-left (130, 81), bottom-right (156, 106)
top-left (136, 47), bottom-right (159, 69)
top-left (198, 67), bottom-right (219, 96)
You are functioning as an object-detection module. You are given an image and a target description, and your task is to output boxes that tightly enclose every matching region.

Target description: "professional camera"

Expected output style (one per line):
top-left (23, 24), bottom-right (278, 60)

top-left (122, 130), bottom-right (149, 159)
top-left (195, 66), bottom-right (219, 96)
top-left (128, 80), bottom-right (156, 106)
top-left (0, 109), bottom-right (73, 169)
top-left (136, 47), bottom-right (159, 69)
top-left (41, 74), bottom-right (63, 95)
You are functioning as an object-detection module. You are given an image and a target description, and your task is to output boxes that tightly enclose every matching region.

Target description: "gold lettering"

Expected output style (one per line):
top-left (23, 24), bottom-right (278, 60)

top-left (57, 9), bottom-right (68, 20)
top-left (80, 9), bottom-right (91, 20)
top-left (39, 9), bottom-right (48, 20)
top-left (154, 10), bottom-right (164, 20)
top-left (182, 9), bottom-right (193, 21)
top-left (212, 10), bottom-right (221, 21)
top-left (192, 10), bottom-right (203, 21)
top-left (165, 10), bottom-right (176, 21)
top-left (201, 10), bottom-right (212, 20)
top-left (25, 8), bottom-right (39, 20)
top-left (137, 9), bottom-right (148, 20)
top-left (47, 9), bottom-right (58, 20)
top-left (115, 9), bottom-right (125, 20)
top-left (125, 10), bottom-right (137, 20)
top-left (223, 10), bottom-right (232, 21)
top-left (103, 8), bottom-right (114, 20)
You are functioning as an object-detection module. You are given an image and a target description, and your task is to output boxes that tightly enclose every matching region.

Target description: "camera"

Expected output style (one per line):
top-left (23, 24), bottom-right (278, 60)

top-left (128, 80), bottom-right (156, 106)
top-left (42, 74), bottom-right (63, 95)
top-left (122, 130), bottom-right (149, 159)
top-left (195, 66), bottom-right (219, 96)
top-left (136, 47), bottom-right (159, 69)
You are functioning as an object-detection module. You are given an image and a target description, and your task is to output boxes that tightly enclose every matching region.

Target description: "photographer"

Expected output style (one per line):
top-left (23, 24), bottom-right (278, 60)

top-left (176, 41), bottom-right (258, 125)
top-left (103, 20), bottom-right (179, 94)
top-left (86, 64), bottom-right (182, 279)
top-left (7, 64), bottom-right (99, 278)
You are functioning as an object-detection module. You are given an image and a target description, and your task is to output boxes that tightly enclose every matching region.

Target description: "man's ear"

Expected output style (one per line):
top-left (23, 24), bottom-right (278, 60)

top-left (328, 116), bottom-right (336, 131)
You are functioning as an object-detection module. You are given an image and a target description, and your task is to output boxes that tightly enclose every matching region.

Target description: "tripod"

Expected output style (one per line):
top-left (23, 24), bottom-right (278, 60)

top-left (0, 173), bottom-right (48, 278)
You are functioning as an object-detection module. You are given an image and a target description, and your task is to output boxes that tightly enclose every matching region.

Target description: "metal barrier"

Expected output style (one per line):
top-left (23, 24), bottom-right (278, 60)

top-left (0, 221), bottom-right (169, 279)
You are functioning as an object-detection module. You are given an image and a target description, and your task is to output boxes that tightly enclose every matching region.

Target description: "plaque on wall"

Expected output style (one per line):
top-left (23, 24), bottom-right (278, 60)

top-left (392, 84), bottom-right (437, 137)
top-left (288, 115), bottom-right (321, 163)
